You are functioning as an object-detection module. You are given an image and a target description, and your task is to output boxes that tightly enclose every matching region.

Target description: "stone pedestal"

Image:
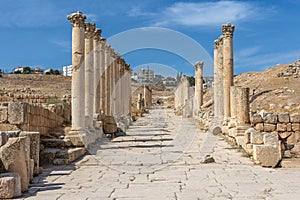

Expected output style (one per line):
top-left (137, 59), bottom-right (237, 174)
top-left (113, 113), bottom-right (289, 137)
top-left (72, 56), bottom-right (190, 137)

top-left (84, 22), bottom-right (95, 130)
top-left (194, 61), bottom-right (203, 111)
top-left (222, 23), bottom-right (235, 119)
top-left (67, 11), bottom-right (86, 132)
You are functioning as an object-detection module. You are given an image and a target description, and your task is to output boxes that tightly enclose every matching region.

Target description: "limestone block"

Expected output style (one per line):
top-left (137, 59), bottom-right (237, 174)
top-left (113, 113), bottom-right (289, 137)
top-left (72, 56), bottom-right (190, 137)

top-left (0, 173), bottom-right (21, 197)
top-left (250, 129), bottom-right (264, 144)
top-left (250, 113), bottom-right (263, 125)
top-left (253, 145), bottom-right (281, 167)
top-left (278, 112), bottom-right (290, 123)
top-left (263, 113), bottom-right (277, 124)
top-left (290, 143), bottom-right (300, 156)
top-left (0, 176), bottom-right (15, 199)
top-left (244, 128), bottom-right (255, 144)
top-left (246, 144), bottom-right (253, 155)
top-left (0, 132), bottom-right (9, 146)
top-left (286, 132), bottom-right (300, 144)
top-left (263, 132), bottom-right (278, 145)
top-left (0, 137), bottom-right (30, 192)
top-left (101, 116), bottom-right (117, 134)
top-left (263, 123), bottom-right (276, 132)
top-left (290, 113), bottom-right (300, 123)
top-left (255, 123), bottom-right (264, 131)
top-left (292, 123), bottom-right (300, 131)
top-left (286, 123), bottom-right (292, 131)
top-left (277, 123), bottom-right (287, 132)
top-left (8, 102), bottom-right (28, 125)
top-left (278, 132), bottom-right (292, 139)
top-left (0, 107), bottom-right (8, 123)
top-left (19, 132), bottom-right (40, 175)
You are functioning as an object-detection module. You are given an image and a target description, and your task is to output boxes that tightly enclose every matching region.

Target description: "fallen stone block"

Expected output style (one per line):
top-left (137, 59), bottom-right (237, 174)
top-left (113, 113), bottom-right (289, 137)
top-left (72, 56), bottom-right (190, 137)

top-left (0, 132), bottom-right (9, 147)
top-left (0, 137), bottom-right (30, 192)
top-left (263, 132), bottom-right (278, 145)
top-left (8, 102), bottom-right (28, 125)
top-left (0, 107), bottom-right (8, 123)
top-left (253, 145), bottom-right (281, 167)
top-left (250, 130), bottom-right (264, 144)
top-left (263, 123), bottom-right (276, 132)
top-left (250, 113), bottom-right (263, 125)
top-left (263, 113), bottom-right (278, 124)
top-left (0, 176), bottom-right (15, 199)
top-left (290, 113), bottom-right (300, 123)
top-left (0, 173), bottom-right (21, 198)
top-left (277, 112), bottom-right (290, 123)
top-left (19, 132), bottom-right (40, 176)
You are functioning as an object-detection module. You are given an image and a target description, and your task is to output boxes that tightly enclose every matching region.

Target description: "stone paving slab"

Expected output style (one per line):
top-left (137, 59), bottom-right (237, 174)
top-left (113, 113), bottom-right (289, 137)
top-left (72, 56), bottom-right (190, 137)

top-left (19, 108), bottom-right (300, 200)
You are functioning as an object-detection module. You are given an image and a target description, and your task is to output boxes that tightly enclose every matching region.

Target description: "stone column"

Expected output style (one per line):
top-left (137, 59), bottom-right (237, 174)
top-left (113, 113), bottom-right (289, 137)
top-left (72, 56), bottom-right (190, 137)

top-left (194, 61), bottom-right (203, 111)
top-left (84, 22), bottom-right (95, 130)
top-left (111, 50), bottom-right (117, 117)
top-left (67, 11), bottom-right (86, 132)
top-left (115, 56), bottom-right (121, 116)
top-left (230, 86), bottom-right (239, 120)
top-left (119, 61), bottom-right (125, 115)
top-left (236, 87), bottom-right (250, 125)
top-left (222, 23), bottom-right (234, 119)
top-left (126, 64), bottom-right (132, 115)
top-left (99, 38), bottom-right (106, 113)
top-left (104, 44), bottom-right (111, 116)
top-left (93, 28), bottom-right (101, 115)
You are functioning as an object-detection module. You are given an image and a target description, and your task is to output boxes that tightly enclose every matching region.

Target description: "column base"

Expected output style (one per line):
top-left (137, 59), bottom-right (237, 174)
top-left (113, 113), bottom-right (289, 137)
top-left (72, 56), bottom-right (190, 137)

top-left (65, 129), bottom-right (86, 147)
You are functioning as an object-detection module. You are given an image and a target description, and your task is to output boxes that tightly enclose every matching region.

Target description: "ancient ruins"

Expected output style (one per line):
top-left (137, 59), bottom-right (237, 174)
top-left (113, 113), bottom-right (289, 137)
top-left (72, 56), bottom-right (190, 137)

top-left (0, 10), bottom-right (299, 199)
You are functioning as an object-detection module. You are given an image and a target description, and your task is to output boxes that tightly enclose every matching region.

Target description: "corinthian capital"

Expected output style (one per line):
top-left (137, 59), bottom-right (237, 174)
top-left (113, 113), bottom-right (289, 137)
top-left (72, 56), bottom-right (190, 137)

top-left (194, 61), bottom-right (203, 70)
top-left (85, 22), bottom-right (96, 39)
top-left (222, 23), bottom-right (235, 38)
top-left (94, 28), bottom-right (102, 41)
top-left (67, 11), bottom-right (86, 27)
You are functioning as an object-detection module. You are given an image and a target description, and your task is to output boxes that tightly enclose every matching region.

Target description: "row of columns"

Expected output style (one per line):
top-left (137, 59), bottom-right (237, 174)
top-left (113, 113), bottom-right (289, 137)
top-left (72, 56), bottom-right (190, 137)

top-left (67, 11), bottom-right (131, 138)
top-left (213, 23), bottom-right (235, 122)
top-left (213, 23), bottom-right (250, 126)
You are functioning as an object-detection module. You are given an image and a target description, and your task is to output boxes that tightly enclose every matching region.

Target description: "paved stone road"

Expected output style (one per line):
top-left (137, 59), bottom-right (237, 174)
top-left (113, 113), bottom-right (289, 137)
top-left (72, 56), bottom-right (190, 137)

top-left (20, 108), bottom-right (300, 200)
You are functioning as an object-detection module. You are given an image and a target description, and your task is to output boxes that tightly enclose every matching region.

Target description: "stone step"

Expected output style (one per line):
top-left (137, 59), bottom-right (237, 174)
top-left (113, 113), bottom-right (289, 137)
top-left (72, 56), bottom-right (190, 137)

top-left (41, 138), bottom-right (73, 148)
top-left (40, 147), bottom-right (86, 165)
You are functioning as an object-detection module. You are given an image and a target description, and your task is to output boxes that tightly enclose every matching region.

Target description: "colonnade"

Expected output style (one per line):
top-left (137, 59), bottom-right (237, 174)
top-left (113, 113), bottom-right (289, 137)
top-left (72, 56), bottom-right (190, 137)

top-left (66, 11), bottom-right (131, 145)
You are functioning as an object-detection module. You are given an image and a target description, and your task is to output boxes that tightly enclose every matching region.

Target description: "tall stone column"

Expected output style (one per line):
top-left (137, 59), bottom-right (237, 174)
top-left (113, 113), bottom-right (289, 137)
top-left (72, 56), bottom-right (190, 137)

top-left (194, 61), bottom-right (203, 111)
top-left (67, 11), bottom-right (86, 132)
top-left (115, 56), bottom-right (121, 116)
top-left (111, 50), bottom-right (116, 116)
top-left (99, 38), bottom-right (106, 113)
top-left (125, 64), bottom-right (132, 115)
top-left (84, 22), bottom-right (95, 130)
top-left (230, 86), bottom-right (239, 119)
top-left (104, 44), bottom-right (111, 115)
top-left (93, 28), bottom-right (101, 115)
top-left (222, 23), bottom-right (235, 119)
top-left (236, 87), bottom-right (250, 125)
top-left (119, 61), bottom-right (125, 115)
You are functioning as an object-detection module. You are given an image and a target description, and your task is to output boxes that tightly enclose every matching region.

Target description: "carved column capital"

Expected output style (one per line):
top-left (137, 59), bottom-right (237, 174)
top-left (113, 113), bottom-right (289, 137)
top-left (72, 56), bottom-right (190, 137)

top-left (222, 23), bottom-right (234, 38)
top-left (93, 28), bottom-right (102, 41)
top-left (194, 61), bottom-right (203, 70)
top-left (85, 22), bottom-right (96, 39)
top-left (67, 11), bottom-right (86, 27)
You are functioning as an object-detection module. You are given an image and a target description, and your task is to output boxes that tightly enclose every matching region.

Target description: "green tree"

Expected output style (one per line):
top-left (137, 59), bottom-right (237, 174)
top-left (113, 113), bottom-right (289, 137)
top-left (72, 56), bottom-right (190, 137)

top-left (23, 67), bottom-right (31, 74)
top-left (187, 76), bottom-right (195, 86)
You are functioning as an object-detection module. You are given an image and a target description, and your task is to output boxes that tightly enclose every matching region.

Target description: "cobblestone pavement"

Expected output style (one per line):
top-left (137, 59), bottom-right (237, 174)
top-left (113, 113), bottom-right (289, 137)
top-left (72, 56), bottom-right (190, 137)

top-left (20, 108), bottom-right (300, 200)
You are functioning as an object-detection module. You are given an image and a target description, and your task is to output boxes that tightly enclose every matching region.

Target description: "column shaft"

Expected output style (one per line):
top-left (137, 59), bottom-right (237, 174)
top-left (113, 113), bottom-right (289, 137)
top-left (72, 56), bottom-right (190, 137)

top-left (93, 28), bottom-right (101, 115)
top-left (222, 23), bottom-right (235, 118)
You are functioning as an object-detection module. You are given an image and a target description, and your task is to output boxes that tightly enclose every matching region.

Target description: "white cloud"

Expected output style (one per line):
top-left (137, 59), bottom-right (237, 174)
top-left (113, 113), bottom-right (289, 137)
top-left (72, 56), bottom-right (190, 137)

top-left (153, 1), bottom-right (269, 27)
top-left (86, 13), bottom-right (98, 22)
top-left (235, 49), bottom-right (300, 71)
top-left (52, 41), bottom-right (71, 52)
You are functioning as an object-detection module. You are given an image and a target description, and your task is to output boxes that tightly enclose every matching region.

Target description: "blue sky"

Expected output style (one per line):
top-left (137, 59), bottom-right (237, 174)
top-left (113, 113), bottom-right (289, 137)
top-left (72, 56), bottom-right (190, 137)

top-left (0, 0), bottom-right (299, 77)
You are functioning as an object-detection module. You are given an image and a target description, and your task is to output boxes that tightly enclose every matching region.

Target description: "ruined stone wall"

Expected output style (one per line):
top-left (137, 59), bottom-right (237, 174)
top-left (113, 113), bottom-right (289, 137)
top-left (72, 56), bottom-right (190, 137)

top-left (174, 76), bottom-right (191, 115)
top-left (249, 112), bottom-right (300, 158)
top-left (0, 102), bottom-right (64, 136)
